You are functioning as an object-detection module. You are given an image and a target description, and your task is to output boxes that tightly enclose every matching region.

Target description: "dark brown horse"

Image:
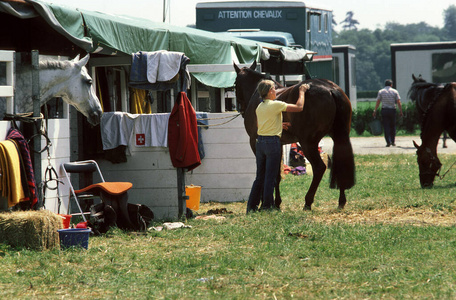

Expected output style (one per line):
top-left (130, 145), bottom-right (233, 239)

top-left (234, 62), bottom-right (355, 210)
top-left (409, 75), bottom-right (456, 188)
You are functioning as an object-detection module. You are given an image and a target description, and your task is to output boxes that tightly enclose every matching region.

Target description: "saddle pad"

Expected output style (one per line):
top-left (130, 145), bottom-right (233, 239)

top-left (75, 182), bottom-right (132, 196)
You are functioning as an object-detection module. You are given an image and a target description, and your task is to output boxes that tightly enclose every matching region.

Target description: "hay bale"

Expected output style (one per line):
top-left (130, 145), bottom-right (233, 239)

top-left (0, 210), bottom-right (63, 250)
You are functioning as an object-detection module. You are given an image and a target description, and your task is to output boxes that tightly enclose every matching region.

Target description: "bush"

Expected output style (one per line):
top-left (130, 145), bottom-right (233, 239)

top-left (351, 104), bottom-right (376, 135)
top-left (352, 110), bottom-right (366, 135)
top-left (351, 101), bottom-right (419, 136)
top-left (397, 102), bottom-right (419, 133)
top-left (357, 90), bottom-right (378, 98)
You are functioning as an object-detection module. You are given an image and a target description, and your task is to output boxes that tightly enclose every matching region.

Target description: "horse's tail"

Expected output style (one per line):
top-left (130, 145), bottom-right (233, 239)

top-left (329, 88), bottom-right (356, 190)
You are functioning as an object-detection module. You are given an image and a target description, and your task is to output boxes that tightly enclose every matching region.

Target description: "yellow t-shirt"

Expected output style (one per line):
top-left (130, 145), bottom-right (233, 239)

top-left (256, 99), bottom-right (288, 137)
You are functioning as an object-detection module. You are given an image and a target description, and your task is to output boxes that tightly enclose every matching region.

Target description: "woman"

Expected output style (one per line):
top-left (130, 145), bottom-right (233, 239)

top-left (247, 80), bottom-right (309, 213)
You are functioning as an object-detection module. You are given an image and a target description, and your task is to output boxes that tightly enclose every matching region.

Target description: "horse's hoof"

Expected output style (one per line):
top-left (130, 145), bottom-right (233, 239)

top-left (338, 205), bottom-right (345, 210)
top-left (303, 205), bottom-right (312, 211)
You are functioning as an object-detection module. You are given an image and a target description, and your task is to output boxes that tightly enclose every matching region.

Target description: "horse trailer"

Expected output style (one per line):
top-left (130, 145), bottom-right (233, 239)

top-left (391, 41), bottom-right (456, 103)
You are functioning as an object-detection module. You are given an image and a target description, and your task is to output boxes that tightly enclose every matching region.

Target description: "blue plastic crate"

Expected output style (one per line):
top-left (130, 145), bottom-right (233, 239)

top-left (58, 228), bottom-right (91, 250)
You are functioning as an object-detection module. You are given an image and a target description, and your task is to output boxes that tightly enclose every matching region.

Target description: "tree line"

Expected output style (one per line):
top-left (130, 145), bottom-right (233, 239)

top-left (333, 5), bottom-right (456, 92)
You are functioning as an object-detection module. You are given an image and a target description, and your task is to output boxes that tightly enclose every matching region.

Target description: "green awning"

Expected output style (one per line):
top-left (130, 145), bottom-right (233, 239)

top-left (0, 0), bottom-right (309, 88)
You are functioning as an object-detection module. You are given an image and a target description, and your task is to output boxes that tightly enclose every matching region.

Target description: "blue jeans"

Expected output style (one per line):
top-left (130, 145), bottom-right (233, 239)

top-left (247, 135), bottom-right (282, 212)
top-left (382, 108), bottom-right (397, 145)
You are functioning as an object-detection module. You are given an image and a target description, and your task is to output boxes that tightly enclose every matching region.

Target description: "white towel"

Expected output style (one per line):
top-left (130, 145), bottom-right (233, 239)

top-left (146, 50), bottom-right (184, 83)
top-left (100, 112), bottom-right (139, 150)
top-left (134, 113), bottom-right (170, 147)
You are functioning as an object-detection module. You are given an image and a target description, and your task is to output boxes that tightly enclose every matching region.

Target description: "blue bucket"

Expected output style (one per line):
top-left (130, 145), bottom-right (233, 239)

top-left (58, 228), bottom-right (91, 250)
top-left (369, 119), bottom-right (383, 136)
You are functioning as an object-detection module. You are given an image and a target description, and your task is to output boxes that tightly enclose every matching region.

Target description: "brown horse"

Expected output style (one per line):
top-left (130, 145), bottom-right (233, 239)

top-left (234, 62), bottom-right (355, 210)
top-left (409, 75), bottom-right (456, 188)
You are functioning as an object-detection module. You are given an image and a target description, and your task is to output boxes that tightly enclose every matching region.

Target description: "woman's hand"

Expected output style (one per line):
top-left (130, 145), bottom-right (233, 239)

top-left (300, 83), bottom-right (310, 93)
top-left (282, 122), bottom-right (291, 130)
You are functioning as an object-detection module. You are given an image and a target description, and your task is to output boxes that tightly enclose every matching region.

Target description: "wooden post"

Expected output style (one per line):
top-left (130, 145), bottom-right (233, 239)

top-left (31, 50), bottom-right (42, 205)
top-left (176, 167), bottom-right (188, 220)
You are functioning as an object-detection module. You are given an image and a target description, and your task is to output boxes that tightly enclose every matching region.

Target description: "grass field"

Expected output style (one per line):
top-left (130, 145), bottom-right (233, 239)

top-left (2, 153), bottom-right (456, 299)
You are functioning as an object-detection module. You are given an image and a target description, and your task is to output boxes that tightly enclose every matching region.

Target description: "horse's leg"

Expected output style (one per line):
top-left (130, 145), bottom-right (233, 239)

top-left (338, 189), bottom-right (347, 209)
top-left (274, 147), bottom-right (283, 209)
top-left (443, 131), bottom-right (448, 148)
top-left (301, 144), bottom-right (327, 210)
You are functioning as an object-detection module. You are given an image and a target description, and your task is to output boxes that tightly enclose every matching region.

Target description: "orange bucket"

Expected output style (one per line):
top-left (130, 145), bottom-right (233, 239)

top-left (59, 214), bottom-right (72, 229)
top-left (185, 185), bottom-right (201, 211)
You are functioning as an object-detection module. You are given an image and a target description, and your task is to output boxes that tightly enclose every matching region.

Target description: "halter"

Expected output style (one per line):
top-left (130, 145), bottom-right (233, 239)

top-left (39, 107), bottom-right (63, 212)
top-left (421, 147), bottom-right (442, 176)
top-left (419, 146), bottom-right (456, 181)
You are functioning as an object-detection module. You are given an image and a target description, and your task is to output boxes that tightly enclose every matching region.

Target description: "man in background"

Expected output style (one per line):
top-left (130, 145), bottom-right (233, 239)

top-left (373, 79), bottom-right (403, 147)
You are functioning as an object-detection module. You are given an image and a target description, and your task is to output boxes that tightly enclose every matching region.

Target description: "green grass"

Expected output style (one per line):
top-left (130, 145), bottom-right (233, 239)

top-left (3, 153), bottom-right (456, 299)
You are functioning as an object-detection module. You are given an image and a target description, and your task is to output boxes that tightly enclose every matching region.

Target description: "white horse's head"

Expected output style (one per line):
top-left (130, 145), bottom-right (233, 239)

top-left (39, 54), bottom-right (102, 126)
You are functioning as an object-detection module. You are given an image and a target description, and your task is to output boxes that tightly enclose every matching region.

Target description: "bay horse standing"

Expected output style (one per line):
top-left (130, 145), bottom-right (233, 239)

top-left (234, 62), bottom-right (355, 210)
top-left (409, 75), bottom-right (456, 188)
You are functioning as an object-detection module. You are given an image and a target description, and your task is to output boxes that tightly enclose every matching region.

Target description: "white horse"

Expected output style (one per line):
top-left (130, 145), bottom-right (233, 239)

top-left (13, 54), bottom-right (102, 126)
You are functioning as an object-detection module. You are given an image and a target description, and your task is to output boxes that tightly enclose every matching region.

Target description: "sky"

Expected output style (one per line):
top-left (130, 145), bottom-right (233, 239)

top-left (45, 0), bottom-right (454, 31)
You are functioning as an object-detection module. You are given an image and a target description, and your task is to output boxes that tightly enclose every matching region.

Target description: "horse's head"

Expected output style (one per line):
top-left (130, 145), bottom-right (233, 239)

top-left (412, 74), bottom-right (426, 84)
top-left (234, 61), bottom-right (264, 117)
top-left (40, 54), bottom-right (102, 126)
top-left (413, 140), bottom-right (441, 188)
top-left (408, 74), bottom-right (426, 102)
top-left (65, 54), bottom-right (102, 126)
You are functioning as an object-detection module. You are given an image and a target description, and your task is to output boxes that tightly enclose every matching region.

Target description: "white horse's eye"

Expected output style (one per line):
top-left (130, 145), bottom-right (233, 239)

top-left (87, 79), bottom-right (93, 84)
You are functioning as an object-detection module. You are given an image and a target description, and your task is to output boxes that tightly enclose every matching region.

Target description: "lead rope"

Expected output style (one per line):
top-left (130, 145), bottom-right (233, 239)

top-left (196, 113), bottom-right (241, 127)
top-left (437, 160), bottom-right (456, 180)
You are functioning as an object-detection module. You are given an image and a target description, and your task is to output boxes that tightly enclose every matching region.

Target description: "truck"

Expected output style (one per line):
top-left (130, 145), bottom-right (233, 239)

top-left (196, 1), bottom-right (334, 80)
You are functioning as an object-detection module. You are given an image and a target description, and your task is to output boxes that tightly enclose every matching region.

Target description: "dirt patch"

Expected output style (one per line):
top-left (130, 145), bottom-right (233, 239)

top-left (310, 208), bottom-right (456, 226)
top-left (321, 136), bottom-right (456, 155)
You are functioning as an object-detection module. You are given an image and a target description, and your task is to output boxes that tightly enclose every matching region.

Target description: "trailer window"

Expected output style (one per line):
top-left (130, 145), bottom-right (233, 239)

top-left (324, 14), bottom-right (329, 33)
top-left (318, 14), bottom-right (322, 32)
top-left (307, 12), bottom-right (311, 32)
top-left (432, 53), bottom-right (456, 83)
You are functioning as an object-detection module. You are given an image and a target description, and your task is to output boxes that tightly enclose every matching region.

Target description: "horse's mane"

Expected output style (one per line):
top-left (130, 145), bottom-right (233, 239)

top-left (39, 60), bottom-right (72, 70)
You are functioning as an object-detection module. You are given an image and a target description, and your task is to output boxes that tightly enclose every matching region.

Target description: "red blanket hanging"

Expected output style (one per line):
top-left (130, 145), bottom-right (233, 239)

top-left (168, 92), bottom-right (201, 171)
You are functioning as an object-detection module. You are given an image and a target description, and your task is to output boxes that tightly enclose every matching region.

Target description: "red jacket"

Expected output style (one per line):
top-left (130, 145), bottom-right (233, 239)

top-left (168, 92), bottom-right (201, 171)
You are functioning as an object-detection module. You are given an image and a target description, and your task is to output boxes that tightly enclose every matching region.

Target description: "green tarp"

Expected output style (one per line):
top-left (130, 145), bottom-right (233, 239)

top-left (0, 0), bottom-right (307, 88)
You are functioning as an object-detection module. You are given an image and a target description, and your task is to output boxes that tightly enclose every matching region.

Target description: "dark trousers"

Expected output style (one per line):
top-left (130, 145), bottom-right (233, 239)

top-left (381, 108), bottom-right (397, 145)
top-left (247, 135), bottom-right (281, 212)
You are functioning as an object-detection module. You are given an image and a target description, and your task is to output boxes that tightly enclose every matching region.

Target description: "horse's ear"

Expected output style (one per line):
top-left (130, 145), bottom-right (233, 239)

top-left (250, 61), bottom-right (257, 71)
top-left (73, 54), bottom-right (81, 62)
top-left (76, 54), bottom-right (90, 68)
top-left (233, 62), bottom-right (241, 74)
top-left (412, 74), bottom-right (417, 81)
top-left (413, 140), bottom-right (420, 149)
